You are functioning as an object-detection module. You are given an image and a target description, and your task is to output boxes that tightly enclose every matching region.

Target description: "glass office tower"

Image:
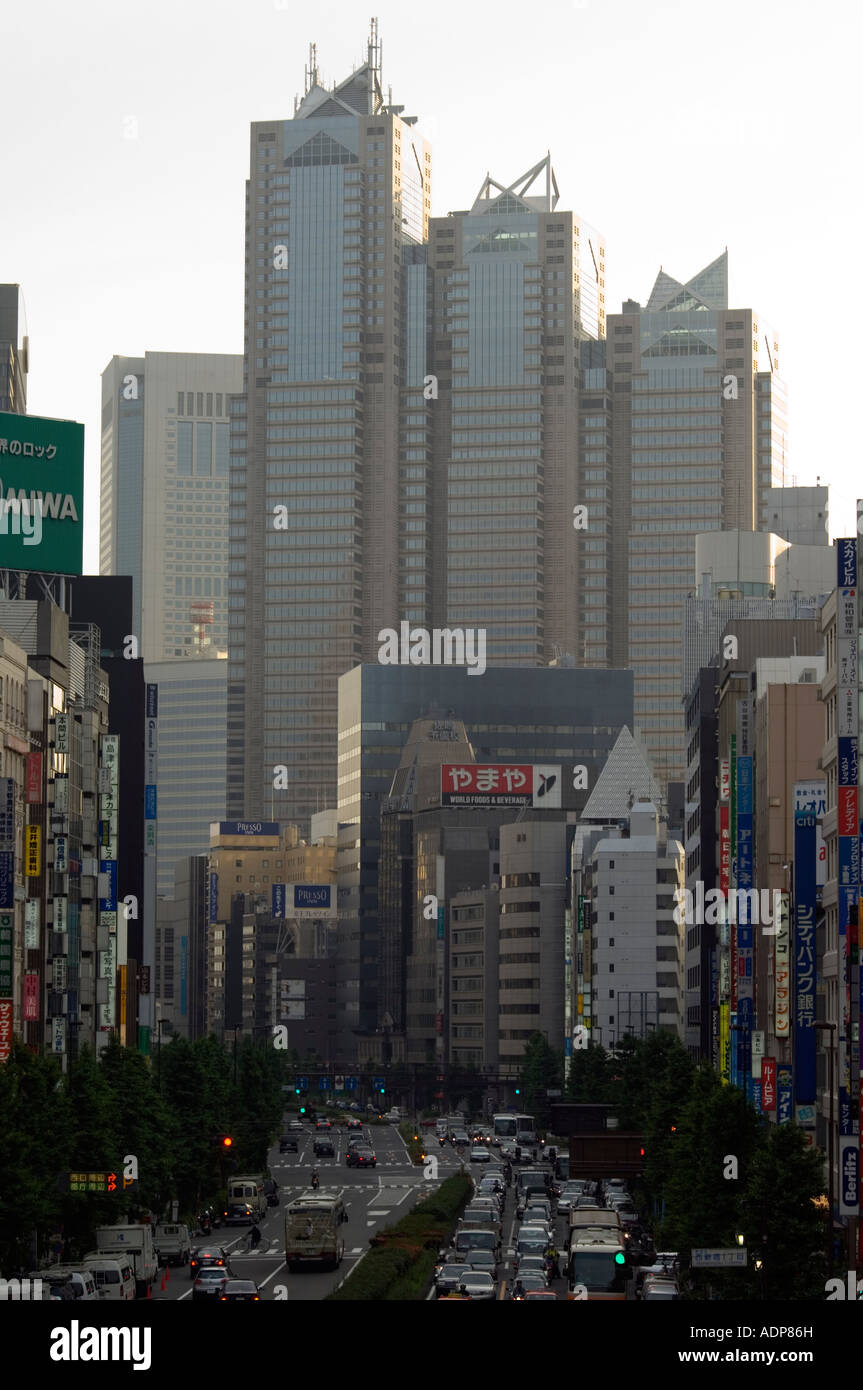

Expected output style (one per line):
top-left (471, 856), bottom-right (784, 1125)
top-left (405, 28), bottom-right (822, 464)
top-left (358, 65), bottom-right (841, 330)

top-left (227, 27), bottom-right (432, 827)
top-left (429, 161), bottom-right (606, 666)
top-left (596, 252), bottom-right (788, 784)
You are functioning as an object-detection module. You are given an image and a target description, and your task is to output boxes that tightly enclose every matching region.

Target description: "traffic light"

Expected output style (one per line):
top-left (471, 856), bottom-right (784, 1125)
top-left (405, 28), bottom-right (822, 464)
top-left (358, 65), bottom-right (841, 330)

top-left (299, 1104), bottom-right (306, 1114)
top-left (614, 1251), bottom-right (626, 1265)
top-left (222, 1136), bottom-right (233, 1149)
top-left (515, 1087), bottom-right (520, 1096)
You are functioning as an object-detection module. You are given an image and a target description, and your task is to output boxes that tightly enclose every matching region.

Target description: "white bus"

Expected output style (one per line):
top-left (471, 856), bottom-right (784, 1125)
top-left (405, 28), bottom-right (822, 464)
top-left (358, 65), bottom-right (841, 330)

top-left (492, 1113), bottom-right (537, 1147)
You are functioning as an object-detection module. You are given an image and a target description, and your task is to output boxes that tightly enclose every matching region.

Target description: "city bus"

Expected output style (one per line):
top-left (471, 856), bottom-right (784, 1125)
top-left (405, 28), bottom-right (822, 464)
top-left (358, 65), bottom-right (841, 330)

top-left (492, 1113), bottom-right (537, 1147)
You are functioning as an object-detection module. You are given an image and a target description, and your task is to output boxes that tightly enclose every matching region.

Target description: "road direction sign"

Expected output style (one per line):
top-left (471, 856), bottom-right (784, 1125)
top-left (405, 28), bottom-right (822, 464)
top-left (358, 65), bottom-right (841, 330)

top-left (691, 1248), bottom-right (747, 1268)
top-left (344, 1076), bottom-right (358, 1090)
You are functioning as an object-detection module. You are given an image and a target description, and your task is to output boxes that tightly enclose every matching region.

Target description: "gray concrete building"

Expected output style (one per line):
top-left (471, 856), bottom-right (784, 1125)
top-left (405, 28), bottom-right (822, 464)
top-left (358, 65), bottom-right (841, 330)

top-left (100, 351), bottom-right (241, 662)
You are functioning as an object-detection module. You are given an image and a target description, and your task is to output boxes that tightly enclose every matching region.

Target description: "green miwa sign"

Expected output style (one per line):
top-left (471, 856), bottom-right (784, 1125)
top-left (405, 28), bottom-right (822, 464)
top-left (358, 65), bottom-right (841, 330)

top-left (0, 411), bottom-right (84, 575)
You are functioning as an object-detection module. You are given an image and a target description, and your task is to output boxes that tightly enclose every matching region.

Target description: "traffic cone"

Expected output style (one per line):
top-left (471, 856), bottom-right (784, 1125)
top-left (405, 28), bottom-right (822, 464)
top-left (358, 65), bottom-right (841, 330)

top-left (146, 1283), bottom-right (151, 1299)
top-left (165, 1266), bottom-right (170, 1283)
top-left (160, 1273), bottom-right (166, 1291)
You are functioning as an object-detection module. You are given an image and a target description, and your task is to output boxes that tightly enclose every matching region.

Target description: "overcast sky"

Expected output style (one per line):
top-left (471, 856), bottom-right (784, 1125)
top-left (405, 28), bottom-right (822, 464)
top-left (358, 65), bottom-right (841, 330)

top-left (2, 0), bottom-right (860, 571)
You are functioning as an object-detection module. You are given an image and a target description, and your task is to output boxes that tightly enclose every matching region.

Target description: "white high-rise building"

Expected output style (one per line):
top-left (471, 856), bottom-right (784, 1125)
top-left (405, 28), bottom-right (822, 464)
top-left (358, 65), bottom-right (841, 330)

top-left (100, 351), bottom-right (242, 663)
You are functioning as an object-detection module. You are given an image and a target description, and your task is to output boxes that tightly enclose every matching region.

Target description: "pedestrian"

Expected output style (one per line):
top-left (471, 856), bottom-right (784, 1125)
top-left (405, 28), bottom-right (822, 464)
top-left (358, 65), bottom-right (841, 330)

top-left (550, 1245), bottom-right (560, 1279)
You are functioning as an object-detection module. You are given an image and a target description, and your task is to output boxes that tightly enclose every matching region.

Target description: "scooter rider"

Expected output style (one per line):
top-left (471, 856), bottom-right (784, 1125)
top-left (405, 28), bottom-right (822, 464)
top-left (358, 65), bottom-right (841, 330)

top-left (311, 1169), bottom-right (320, 1189)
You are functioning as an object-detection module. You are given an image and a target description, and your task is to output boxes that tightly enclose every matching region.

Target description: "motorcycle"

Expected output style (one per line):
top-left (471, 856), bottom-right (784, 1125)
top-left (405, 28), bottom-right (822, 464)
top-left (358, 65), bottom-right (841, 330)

top-left (198, 1213), bottom-right (211, 1236)
top-left (311, 1173), bottom-right (320, 1190)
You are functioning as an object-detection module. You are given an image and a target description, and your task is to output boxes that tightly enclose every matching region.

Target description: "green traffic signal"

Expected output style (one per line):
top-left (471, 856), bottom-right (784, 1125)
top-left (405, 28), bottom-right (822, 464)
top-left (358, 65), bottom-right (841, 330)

top-left (614, 1252), bottom-right (626, 1265)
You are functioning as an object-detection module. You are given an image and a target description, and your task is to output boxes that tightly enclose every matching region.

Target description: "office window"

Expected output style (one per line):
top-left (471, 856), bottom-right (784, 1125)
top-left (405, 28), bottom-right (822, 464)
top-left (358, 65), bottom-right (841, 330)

top-left (178, 422), bottom-right (193, 474)
top-left (196, 423), bottom-right (212, 475)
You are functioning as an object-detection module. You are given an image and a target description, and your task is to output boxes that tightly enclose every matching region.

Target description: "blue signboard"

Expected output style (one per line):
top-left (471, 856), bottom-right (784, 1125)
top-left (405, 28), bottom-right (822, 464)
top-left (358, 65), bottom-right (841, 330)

top-left (144, 785), bottom-right (156, 819)
top-left (0, 850), bottom-right (14, 908)
top-left (730, 1011), bottom-right (738, 1089)
top-left (272, 883), bottom-right (286, 919)
top-left (146, 684), bottom-right (158, 719)
top-left (98, 860), bottom-right (117, 912)
top-left (777, 1065), bottom-right (793, 1124)
top-left (840, 1142), bottom-right (859, 1210)
top-left (839, 835), bottom-right (860, 888)
top-left (218, 821), bottom-right (279, 836)
top-left (209, 872), bottom-right (218, 925)
top-left (837, 538), bottom-right (857, 588)
top-left (319, 1077), bottom-right (331, 1091)
top-left (344, 1076), bottom-right (358, 1090)
top-left (372, 1076), bottom-right (385, 1088)
top-left (794, 809), bottom-right (817, 1103)
top-left (298, 1076), bottom-right (309, 1090)
top-left (752, 1081), bottom-right (762, 1112)
top-left (838, 737), bottom-right (858, 787)
top-left (294, 884), bottom-right (331, 912)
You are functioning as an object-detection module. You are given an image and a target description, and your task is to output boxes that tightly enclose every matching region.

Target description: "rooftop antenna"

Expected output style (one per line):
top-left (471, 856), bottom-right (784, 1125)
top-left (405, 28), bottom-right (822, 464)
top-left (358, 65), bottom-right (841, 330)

top-left (368, 16), bottom-right (382, 112)
top-left (305, 42), bottom-right (319, 96)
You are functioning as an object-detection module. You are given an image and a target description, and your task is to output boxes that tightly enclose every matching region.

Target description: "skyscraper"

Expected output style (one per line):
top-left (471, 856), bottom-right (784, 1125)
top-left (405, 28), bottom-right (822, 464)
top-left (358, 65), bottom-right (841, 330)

top-left (586, 252), bottom-right (788, 783)
top-left (227, 25), bottom-right (432, 827)
top-left (429, 162), bottom-right (605, 665)
top-left (100, 351), bottom-right (241, 662)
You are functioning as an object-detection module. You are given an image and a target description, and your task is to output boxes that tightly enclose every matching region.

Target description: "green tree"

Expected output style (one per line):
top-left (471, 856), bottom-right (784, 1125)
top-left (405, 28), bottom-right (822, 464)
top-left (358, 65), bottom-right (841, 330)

top-left (737, 1124), bottom-right (827, 1300)
top-left (520, 1032), bottom-right (563, 1129)
top-left (99, 1039), bottom-right (174, 1218)
top-left (0, 1044), bottom-right (72, 1270)
top-left (565, 1041), bottom-right (611, 1104)
top-left (660, 1066), bottom-right (763, 1292)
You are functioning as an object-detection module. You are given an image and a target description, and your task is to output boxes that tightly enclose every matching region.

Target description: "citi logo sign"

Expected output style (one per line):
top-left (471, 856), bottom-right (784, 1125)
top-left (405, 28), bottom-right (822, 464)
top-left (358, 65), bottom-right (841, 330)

top-left (673, 884), bottom-right (784, 932)
top-left (377, 622), bottom-right (486, 676)
top-left (0, 1277), bottom-right (42, 1299)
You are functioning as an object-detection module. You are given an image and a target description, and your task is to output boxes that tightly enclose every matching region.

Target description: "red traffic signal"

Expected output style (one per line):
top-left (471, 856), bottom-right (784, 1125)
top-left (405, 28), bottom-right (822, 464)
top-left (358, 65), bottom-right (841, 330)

top-left (222, 1136), bottom-right (233, 1148)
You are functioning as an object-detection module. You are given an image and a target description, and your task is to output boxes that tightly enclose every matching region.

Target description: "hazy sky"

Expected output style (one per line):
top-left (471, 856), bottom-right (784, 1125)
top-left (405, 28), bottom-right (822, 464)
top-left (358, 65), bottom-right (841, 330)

top-left (2, 0), bottom-right (860, 571)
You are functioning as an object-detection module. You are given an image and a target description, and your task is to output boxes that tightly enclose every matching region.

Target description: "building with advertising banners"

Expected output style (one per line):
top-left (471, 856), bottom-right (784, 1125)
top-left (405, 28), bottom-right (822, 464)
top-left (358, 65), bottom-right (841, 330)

top-left (0, 285), bottom-right (28, 415)
top-left (336, 661), bottom-right (633, 1056)
top-left (818, 532), bottom-right (863, 1261)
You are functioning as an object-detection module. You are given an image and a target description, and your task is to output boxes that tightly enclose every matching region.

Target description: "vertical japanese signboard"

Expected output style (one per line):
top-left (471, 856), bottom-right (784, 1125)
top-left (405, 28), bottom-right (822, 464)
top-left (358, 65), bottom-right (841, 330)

top-left (793, 807), bottom-right (817, 1106)
top-left (0, 910), bottom-right (13, 1062)
top-left (736, 752), bottom-right (754, 1097)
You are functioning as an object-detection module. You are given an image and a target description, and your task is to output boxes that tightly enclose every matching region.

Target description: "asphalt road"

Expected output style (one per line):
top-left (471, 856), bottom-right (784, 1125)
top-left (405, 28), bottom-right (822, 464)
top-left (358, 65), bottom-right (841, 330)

top-left (160, 1121), bottom-right (465, 1303)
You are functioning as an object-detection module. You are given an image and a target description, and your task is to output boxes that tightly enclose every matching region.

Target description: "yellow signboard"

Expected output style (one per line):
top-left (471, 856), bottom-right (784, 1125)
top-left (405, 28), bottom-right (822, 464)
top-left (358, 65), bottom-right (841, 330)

top-left (25, 824), bottom-right (41, 877)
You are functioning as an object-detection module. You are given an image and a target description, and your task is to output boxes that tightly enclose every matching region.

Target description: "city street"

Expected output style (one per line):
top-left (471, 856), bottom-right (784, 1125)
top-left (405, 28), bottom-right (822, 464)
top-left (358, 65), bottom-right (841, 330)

top-left (161, 1122), bottom-right (461, 1302)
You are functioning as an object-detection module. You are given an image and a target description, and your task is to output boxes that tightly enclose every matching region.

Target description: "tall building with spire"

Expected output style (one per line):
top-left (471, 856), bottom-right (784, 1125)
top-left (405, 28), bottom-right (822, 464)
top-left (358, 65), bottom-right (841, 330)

top-left (584, 252), bottom-right (788, 784)
top-left (227, 22), bottom-right (433, 826)
top-left (428, 161), bottom-right (605, 666)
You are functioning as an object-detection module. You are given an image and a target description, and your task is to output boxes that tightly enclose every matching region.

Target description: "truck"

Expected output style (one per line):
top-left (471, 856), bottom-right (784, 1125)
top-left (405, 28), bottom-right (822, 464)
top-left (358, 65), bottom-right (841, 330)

top-left (154, 1222), bottom-right (191, 1267)
top-left (94, 1223), bottom-right (158, 1298)
top-left (284, 1190), bottom-right (347, 1271)
top-left (567, 1232), bottom-right (630, 1301)
top-left (225, 1174), bottom-right (267, 1223)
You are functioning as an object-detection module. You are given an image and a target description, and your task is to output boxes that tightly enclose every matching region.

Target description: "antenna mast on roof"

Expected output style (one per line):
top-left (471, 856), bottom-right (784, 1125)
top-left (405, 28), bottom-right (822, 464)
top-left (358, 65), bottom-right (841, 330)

top-left (305, 42), bottom-right (319, 96)
top-left (368, 17), bottom-right (382, 112)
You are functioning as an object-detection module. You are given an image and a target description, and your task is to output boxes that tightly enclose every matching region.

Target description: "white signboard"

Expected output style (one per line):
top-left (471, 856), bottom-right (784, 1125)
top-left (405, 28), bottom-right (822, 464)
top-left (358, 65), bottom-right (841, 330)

top-left (691, 1248), bottom-right (747, 1268)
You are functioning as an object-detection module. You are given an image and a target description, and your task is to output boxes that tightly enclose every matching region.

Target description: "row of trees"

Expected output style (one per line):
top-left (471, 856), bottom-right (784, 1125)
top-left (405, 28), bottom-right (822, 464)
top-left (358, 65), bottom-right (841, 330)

top-left (0, 1035), bottom-right (284, 1272)
top-left (520, 1030), bottom-right (828, 1299)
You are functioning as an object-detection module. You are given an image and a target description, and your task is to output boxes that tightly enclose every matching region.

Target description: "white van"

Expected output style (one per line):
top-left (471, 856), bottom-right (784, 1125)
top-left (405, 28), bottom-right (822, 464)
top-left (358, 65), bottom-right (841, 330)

top-left (82, 1255), bottom-right (136, 1301)
top-left (35, 1267), bottom-right (99, 1301)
